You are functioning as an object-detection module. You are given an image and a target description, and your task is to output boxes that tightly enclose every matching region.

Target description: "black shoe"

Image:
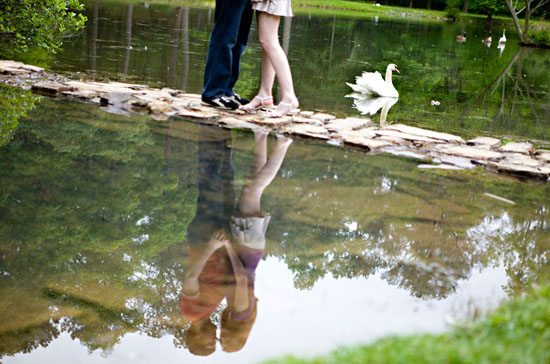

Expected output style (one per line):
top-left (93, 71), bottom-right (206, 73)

top-left (201, 95), bottom-right (239, 110)
top-left (230, 93), bottom-right (249, 106)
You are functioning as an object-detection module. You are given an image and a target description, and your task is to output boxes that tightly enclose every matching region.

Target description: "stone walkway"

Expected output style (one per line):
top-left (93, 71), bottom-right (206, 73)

top-left (1, 60), bottom-right (549, 181)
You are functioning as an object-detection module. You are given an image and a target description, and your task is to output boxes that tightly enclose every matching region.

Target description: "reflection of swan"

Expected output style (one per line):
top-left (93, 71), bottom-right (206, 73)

top-left (346, 64), bottom-right (399, 98)
top-left (497, 42), bottom-right (505, 57)
top-left (482, 31), bottom-right (492, 47)
top-left (456, 32), bottom-right (466, 43)
top-left (499, 29), bottom-right (506, 43)
top-left (346, 93), bottom-right (398, 127)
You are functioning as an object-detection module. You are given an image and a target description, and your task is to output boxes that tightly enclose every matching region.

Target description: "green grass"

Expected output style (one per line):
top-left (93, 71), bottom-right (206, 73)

top-left (262, 284), bottom-right (550, 364)
top-left (90, 0), bottom-right (549, 27)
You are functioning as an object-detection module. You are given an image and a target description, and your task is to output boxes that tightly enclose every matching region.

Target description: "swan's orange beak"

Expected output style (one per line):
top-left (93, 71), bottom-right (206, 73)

top-left (394, 67), bottom-right (400, 73)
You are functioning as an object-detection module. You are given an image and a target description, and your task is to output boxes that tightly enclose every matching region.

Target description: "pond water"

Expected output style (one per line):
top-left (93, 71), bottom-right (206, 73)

top-left (1, 1), bottom-right (550, 364)
top-left (1, 94), bottom-right (550, 363)
top-left (1, 0), bottom-right (550, 145)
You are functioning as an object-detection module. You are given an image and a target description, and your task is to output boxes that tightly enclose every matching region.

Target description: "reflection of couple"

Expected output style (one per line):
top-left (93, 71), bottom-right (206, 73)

top-left (201, 0), bottom-right (298, 118)
top-left (180, 124), bottom-right (291, 356)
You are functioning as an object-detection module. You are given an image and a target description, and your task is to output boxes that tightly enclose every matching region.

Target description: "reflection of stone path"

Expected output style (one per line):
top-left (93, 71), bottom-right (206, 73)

top-left (2, 59), bottom-right (550, 181)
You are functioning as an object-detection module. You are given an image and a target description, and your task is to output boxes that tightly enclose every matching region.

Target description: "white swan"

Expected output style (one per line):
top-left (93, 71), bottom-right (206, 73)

top-left (499, 29), bottom-right (506, 43)
top-left (346, 64), bottom-right (399, 98)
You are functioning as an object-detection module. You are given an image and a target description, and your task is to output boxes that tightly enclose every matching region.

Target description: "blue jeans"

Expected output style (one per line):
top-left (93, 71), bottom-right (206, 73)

top-left (186, 125), bottom-right (235, 246)
top-left (202, 0), bottom-right (253, 99)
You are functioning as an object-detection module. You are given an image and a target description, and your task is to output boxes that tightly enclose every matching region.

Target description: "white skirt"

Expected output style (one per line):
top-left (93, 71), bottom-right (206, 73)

top-left (251, 0), bottom-right (293, 17)
top-left (230, 214), bottom-right (271, 250)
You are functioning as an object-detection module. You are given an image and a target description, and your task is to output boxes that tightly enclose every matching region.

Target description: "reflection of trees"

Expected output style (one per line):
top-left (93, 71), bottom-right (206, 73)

top-left (266, 144), bottom-right (550, 298)
top-left (0, 85), bottom-right (40, 147)
top-left (0, 99), bottom-right (197, 359)
top-left (123, 4), bottom-right (134, 75)
top-left (1, 102), bottom-right (549, 358)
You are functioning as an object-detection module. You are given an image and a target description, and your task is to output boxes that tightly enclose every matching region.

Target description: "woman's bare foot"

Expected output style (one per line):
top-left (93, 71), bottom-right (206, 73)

top-left (265, 98), bottom-right (299, 118)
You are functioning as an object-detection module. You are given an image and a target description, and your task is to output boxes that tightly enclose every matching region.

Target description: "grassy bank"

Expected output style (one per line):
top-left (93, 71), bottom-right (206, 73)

top-left (94, 0), bottom-right (498, 21)
top-left (263, 284), bottom-right (550, 364)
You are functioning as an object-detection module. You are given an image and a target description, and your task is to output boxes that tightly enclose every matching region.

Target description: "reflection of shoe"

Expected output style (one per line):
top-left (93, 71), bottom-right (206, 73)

top-left (240, 96), bottom-right (273, 113)
top-left (201, 95), bottom-right (239, 110)
top-left (230, 93), bottom-right (249, 106)
top-left (265, 101), bottom-right (299, 118)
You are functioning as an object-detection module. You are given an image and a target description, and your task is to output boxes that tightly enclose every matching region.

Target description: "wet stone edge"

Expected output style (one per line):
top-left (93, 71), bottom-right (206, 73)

top-left (1, 59), bottom-right (549, 182)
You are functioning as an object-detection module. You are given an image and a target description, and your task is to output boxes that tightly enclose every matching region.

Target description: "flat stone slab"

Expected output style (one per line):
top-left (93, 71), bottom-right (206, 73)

top-left (32, 82), bottom-right (76, 95)
top-left (536, 151), bottom-right (550, 163)
top-left (2, 59), bottom-right (550, 181)
top-left (434, 145), bottom-right (505, 161)
top-left (325, 117), bottom-right (373, 133)
top-left (467, 136), bottom-right (501, 149)
top-left (374, 129), bottom-right (442, 144)
top-left (386, 124), bottom-right (465, 144)
top-left (283, 124), bottom-right (330, 139)
top-left (310, 113), bottom-right (337, 122)
top-left (0, 60), bottom-right (44, 74)
top-left (499, 142), bottom-right (534, 155)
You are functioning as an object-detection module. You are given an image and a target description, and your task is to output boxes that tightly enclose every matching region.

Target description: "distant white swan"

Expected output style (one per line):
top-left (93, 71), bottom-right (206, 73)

top-left (347, 64), bottom-right (399, 98)
top-left (499, 29), bottom-right (506, 43)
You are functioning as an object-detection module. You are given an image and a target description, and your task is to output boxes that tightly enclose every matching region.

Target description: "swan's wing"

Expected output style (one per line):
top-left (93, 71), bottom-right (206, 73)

top-left (346, 82), bottom-right (366, 94)
top-left (355, 71), bottom-right (398, 97)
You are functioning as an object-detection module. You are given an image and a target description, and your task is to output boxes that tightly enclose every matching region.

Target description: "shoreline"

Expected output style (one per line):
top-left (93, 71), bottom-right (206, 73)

top-left (1, 59), bottom-right (549, 181)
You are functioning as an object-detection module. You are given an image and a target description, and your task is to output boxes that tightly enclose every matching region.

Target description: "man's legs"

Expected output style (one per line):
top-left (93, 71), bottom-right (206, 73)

top-left (227, 2), bottom-right (253, 95)
top-left (202, 0), bottom-right (253, 108)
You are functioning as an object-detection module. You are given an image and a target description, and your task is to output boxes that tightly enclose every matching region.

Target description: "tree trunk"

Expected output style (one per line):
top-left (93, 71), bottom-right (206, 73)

top-left (462, 0), bottom-right (469, 13)
top-left (504, 0), bottom-right (531, 43)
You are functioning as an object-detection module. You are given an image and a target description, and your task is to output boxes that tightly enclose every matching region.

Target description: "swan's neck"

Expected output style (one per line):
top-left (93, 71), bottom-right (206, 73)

top-left (385, 66), bottom-right (393, 86)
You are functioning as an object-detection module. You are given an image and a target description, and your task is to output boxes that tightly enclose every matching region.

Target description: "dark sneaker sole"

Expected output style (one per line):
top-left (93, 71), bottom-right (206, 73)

top-left (201, 101), bottom-right (233, 110)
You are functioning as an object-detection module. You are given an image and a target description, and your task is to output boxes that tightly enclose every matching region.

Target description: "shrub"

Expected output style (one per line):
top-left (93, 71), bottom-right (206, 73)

top-left (0, 0), bottom-right (87, 53)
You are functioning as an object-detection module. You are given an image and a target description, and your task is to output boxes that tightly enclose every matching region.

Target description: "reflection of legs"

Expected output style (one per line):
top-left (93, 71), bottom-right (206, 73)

top-left (237, 133), bottom-right (292, 216)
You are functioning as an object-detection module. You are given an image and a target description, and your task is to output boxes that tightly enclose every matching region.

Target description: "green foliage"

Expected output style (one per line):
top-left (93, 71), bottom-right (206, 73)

top-left (0, 0), bottom-right (87, 53)
top-left (264, 284), bottom-right (550, 364)
top-left (0, 84), bottom-right (40, 147)
top-left (529, 27), bottom-right (550, 47)
top-left (469, 0), bottom-right (509, 16)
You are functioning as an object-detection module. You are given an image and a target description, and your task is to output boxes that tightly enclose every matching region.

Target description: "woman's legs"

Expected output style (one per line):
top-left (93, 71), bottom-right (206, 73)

top-left (242, 11), bottom-right (298, 113)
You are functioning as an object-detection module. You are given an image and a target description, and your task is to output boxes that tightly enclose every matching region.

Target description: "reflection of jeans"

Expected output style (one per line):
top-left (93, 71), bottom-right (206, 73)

top-left (187, 125), bottom-right (235, 246)
top-left (202, 0), bottom-right (253, 99)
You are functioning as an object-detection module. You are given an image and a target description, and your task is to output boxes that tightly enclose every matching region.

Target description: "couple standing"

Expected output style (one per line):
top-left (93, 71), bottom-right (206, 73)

top-left (201, 0), bottom-right (298, 118)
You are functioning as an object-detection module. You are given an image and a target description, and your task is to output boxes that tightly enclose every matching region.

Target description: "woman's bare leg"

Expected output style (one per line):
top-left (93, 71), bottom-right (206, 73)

top-left (257, 11), bottom-right (298, 114)
top-left (240, 17), bottom-right (276, 111)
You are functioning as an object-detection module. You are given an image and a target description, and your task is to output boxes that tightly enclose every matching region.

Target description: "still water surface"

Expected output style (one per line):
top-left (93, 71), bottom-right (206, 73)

top-left (1, 0), bottom-right (549, 144)
top-left (1, 95), bottom-right (549, 363)
top-left (1, 1), bottom-right (550, 363)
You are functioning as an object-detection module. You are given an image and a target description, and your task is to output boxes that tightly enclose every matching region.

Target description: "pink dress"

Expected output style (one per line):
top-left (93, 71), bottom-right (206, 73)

top-left (251, 0), bottom-right (293, 17)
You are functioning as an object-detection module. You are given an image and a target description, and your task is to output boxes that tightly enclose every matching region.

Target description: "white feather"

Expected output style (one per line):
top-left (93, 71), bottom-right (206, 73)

top-left (347, 64), bottom-right (399, 98)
